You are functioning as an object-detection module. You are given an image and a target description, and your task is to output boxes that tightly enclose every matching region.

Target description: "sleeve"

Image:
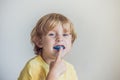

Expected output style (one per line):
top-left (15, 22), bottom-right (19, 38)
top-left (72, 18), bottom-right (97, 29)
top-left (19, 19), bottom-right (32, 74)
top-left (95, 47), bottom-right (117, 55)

top-left (18, 62), bottom-right (32, 80)
top-left (18, 61), bottom-right (44, 80)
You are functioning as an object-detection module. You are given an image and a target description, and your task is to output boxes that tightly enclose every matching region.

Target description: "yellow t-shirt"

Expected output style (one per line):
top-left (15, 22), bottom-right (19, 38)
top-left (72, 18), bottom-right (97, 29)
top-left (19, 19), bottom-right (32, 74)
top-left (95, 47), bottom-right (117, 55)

top-left (18, 55), bottom-right (78, 80)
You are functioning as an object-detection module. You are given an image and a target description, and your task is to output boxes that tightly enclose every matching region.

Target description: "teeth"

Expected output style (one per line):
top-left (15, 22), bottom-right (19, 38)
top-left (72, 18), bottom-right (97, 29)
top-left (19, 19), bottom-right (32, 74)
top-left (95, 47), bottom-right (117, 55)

top-left (53, 45), bottom-right (65, 51)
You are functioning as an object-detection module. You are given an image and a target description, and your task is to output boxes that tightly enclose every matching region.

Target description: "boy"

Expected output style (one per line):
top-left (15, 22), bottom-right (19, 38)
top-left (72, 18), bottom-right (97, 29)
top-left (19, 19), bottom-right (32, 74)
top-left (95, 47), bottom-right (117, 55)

top-left (18, 13), bottom-right (78, 80)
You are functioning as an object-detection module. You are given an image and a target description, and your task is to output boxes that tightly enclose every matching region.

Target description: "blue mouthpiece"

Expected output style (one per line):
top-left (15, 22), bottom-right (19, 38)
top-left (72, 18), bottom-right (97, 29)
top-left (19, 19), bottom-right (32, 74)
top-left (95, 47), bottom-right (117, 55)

top-left (53, 45), bottom-right (65, 51)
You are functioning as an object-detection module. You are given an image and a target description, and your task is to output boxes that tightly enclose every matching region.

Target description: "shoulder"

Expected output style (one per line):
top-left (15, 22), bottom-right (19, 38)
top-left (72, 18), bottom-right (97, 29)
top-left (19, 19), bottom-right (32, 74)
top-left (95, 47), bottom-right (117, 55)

top-left (20, 55), bottom-right (43, 72)
top-left (63, 60), bottom-right (78, 80)
top-left (27, 56), bottom-right (41, 66)
top-left (18, 56), bottom-right (47, 80)
top-left (63, 60), bottom-right (76, 71)
top-left (26, 55), bottom-right (46, 68)
top-left (25, 55), bottom-right (49, 70)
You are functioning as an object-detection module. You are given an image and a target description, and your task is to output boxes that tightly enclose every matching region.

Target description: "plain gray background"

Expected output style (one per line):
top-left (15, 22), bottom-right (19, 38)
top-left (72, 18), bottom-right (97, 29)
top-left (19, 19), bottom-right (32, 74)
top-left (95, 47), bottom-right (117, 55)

top-left (0, 0), bottom-right (120, 80)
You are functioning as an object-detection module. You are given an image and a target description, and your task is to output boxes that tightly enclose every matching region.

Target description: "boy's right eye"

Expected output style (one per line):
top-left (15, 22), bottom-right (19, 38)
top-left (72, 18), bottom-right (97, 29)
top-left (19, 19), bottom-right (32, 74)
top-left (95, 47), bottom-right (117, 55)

top-left (48, 33), bottom-right (55, 37)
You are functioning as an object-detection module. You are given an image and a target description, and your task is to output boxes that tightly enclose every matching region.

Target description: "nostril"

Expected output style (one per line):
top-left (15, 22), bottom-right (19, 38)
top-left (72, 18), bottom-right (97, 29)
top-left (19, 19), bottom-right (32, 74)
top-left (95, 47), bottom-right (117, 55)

top-left (56, 38), bottom-right (63, 42)
top-left (56, 35), bottom-right (63, 42)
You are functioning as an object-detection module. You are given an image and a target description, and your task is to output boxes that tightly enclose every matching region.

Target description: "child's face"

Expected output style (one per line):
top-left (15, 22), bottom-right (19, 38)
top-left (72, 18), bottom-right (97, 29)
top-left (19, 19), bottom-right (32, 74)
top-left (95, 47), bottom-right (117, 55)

top-left (41, 24), bottom-right (72, 60)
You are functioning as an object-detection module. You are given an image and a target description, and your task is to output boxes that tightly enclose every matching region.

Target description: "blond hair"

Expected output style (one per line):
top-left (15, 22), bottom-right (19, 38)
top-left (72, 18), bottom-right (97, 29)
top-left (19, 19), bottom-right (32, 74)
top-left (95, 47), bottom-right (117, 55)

top-left (31, 13), bottom-right (77, 55)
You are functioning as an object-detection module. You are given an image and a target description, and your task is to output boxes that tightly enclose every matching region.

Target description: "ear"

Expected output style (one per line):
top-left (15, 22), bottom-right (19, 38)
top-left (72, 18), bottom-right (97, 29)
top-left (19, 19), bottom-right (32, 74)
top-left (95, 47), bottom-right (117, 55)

top-left (36, 39), bottom-right (43, 48)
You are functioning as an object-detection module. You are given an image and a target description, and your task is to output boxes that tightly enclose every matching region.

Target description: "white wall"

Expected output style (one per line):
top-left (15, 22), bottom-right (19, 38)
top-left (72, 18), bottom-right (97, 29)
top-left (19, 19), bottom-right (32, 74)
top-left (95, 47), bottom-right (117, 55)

top-left (0, 0), bottom-right (120, 80)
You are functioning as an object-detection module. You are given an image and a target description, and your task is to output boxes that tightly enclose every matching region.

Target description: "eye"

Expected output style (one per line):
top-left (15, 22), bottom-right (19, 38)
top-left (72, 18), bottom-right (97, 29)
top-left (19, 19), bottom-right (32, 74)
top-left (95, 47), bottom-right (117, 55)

top-left (63, 33), bottom-right (70, 36)
top-left (48, 33), bottom-right (56, 37)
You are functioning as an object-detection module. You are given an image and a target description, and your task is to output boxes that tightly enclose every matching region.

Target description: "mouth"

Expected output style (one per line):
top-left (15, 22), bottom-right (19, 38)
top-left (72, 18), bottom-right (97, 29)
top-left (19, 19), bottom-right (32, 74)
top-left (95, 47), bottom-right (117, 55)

top-left (53, 45), bottom-right (65, 51)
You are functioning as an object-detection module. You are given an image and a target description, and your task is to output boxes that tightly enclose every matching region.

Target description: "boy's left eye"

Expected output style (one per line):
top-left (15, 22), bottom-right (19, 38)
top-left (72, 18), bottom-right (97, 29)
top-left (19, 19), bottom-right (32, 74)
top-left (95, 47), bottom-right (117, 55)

top-left (63, 33), bottom-right (69, 36)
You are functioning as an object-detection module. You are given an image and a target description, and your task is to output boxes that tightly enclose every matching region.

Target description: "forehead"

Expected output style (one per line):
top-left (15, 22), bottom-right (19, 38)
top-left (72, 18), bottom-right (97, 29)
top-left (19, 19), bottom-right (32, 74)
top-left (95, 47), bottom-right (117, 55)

top-left (50, 23), bottom-right (71, 33)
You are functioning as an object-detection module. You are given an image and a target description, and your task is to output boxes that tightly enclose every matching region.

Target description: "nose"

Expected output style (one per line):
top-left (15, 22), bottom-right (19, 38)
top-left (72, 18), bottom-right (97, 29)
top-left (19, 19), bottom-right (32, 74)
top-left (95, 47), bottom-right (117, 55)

top-left (56, 35), bottom-right (63, 42)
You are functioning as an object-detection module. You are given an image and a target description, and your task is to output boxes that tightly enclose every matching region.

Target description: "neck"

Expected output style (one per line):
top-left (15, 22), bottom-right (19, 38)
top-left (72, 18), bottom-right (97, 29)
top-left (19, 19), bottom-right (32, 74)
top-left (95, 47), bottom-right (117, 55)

top-left (40, 53), bottom-right (55, 65)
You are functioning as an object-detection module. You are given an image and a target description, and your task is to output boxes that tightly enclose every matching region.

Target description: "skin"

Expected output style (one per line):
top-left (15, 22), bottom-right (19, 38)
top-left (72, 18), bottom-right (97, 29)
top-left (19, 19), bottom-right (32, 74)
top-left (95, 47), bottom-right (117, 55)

top-left (39, 24), bottom-right (72, 80)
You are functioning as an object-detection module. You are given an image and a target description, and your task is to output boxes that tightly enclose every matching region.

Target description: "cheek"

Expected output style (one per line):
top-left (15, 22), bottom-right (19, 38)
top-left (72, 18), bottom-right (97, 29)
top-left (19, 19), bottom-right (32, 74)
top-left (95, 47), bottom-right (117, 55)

top-left (66, 39), bottom-right (72, 48)
top-left (66, 38), bottom-right (72, 44)
top-left (43, 38), bottom-right (55, 47)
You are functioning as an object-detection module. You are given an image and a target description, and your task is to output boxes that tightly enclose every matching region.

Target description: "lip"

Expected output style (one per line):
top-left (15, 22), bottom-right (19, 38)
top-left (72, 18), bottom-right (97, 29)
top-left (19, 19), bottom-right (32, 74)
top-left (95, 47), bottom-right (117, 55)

top-left (53, 45), bottom-right (65, 51)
